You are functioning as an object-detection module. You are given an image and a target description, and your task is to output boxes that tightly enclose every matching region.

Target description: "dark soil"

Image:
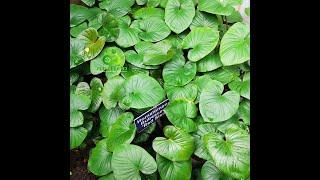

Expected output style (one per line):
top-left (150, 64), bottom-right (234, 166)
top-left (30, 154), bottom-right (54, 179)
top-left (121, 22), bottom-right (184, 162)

top-left (70, 142), bottom-right (97, 180)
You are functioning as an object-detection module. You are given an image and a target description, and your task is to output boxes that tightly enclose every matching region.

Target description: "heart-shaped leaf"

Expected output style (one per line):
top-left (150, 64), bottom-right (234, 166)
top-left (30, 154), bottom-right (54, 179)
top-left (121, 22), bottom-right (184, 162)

top-left (181, 27), bottom-right (219, 62)
top-left (204, 126), bottom-right (250, 179)
top-left (122, 74), bottom-right (165, 109)
top-left (164, 99), bottom-right (198, 132)
top-left (165, 0), bottom-right (195, 34)
top-left (101, 76), bottom-right (126, 109)
top-left (125, 50), bottom-right (159, 69)
top-left (88, 77), bottom-right (103, 113)
top-left (141, 40), bottom-right (175, 65)
top-left (88, 139), bottom-right (113, 176)
top-left (137, 18), bottom-right (171, 42)
top-left (164, 83), bottom-right (198, 102)
top-left (198, 0), bottom-right (240, 16)
top-left (99, 106), bottom-right (124, 137)
top-left (238, 99), bottom-right (250, 125)
top-left (196, 52), bottom-right (222, 72)
top-left (205, 66), bottom-right (240, 85)
top-left (106, 112), bottom-right (136, 151)
top-left (70, 126), bottom-right (88, 149)
top-left (97, 12), bottom-right (120, 42)
top-left (156, 154), bottom-right (192, 180)
top-left (152, 125), bottom-right (195, 161)
top-left (190, 11), bottom-right (219, 30)
top-left (228, 71), bottom-right (250, 99)
top-left (112, 144), bottom-right (157, 179)
top-left (199, 79), bottom-right (240, 122)
top-left (201, 160), bottom-right (232, 180)
top-left (163, 54), bottom-right (196, 86)
top-left (78, 28), bottom-right (106, 61)
top-left (99, 0), bottom-right (135, 17)
top-left (220, 22), bottom-right (250, 66)
top-left (133, 7), bottom-right (165, 19)
top-left (115, 20), bottom-right (141, 48)
top-left (192, 123), bottom-right (217, 160)
top-left (70, 4), bottom-right (90, 27)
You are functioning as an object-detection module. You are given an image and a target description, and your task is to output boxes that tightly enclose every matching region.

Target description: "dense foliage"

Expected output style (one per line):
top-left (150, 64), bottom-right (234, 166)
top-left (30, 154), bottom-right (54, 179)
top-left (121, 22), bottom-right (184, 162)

top-left (70, 0), bottom-right (250, 179)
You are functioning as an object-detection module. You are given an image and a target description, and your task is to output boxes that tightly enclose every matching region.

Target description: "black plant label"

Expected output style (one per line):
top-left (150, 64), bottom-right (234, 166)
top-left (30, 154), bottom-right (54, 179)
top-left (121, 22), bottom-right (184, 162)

top-left (134, 99), bottom-right (169, 133)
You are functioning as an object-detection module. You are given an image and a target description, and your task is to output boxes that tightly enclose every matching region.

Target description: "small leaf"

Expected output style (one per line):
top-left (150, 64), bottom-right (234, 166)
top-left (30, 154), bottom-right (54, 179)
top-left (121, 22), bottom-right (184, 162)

top-left (156, 154), bottom-right (192, 180)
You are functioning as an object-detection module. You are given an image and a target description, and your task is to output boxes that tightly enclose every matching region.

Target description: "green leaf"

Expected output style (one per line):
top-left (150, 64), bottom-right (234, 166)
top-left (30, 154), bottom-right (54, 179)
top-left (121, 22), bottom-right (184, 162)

top-left (102, 47), bottom-right (126, 78)
top-left (164, 83), bottom-right (198, 102)
top-left (82, 0), bottom-right (96, 7)
top-left (137, 18), bottom-right (171, 42)
top-left (121, 64), bottom-right (150, 79)
top-left (152, 125), bottom-right (195, 161)
top-left (90, 48), bottom-right (108, 75)
top-left (112, 144), bottom-right (157, 179)
top-left (99, 0), bottom-right (135, 17)
top-left (192, 75), bottom-right (212, 103)
top-left (206, 66), bottom-right (240, 85)
top-left (78, 28), bottom-right (106, 61)
top-left (70, 22), bottom-right (88, 37)
top-left (122, 74), bottom-right (165, 109)
top-left (204, 127), bottom-right (250, 179)
top-left (201, 160), bottom-right (232, 180)
top-left (181, 27), bottom-right (219, 62)
top-left (70, 110), bottom-right (84, 127)
top-left (70, 4), bottom-right (89, 27)
top-left (245, 7), bottom-right (250, 16)
top-left (156, 154), bottom-right (192, 180)
top-left (70, 38), bottom-right (85, 68)
top-left (196, 52), bottom-right (222, 72)
top-left (99, 173), bottom-right (116, 180)
top-left (141, 40), bottom-right (175, 65)
top-left (134, 123), bottom-right (156, 143)
top-left (88, 139), bottom-right (113, 176)
top-left (163, 54), bottom-right (196, 86)
top-left (125, 50), bottom-right (159, 69)
top-left (115, 21), bottom-right (141, 48)
top-left (136, 0), bottom-right (147, 5)
top-left (199, 79), bottom-right (240, 122)
top-left (226, 9), bottom-right (243, 23)
top-left (133, 7), bottom-right (165, 19)
top-left (101, 76), bottom-right (125, 109)
top-left (190, 11), bottom-right (218, 30)
top-left (238, 99), bottom-right (250, 125)
top-left (70, 72), bottom-right (79, 85)
top-left (88, 77), bottom-right (103, 113)
top-left (165, 0), bottom-right (195, 34)
top-left (228, 72), bottom-right (250, 99)
top-left (193, 123), bottom-right (217, 160)
top-left (164, 99), bottom-right (198, 133)
top-left (97, 12), bottom-right (120, 42)
top-left (198, 0), bottom-right (239, 16)
top-left (70, 82), bottom-right (92, 111)
top-left (99, 106), bottom-right (124, 137)
top-left (215, 115), bottom-right (241, 134)
top-left (70, 126), bottom-right (88, 149)
top-left (147, 0), bottom-right (160, 7)
top-left (220, 22), bottom-right (250, 66)
top-left (106, 112), bottom-right (137, 151)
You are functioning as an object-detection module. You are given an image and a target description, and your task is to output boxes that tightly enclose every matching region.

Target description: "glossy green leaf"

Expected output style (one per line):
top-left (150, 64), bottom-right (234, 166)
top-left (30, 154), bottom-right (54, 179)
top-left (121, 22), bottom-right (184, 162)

top-left (99, 106), bottom-right (124, 137)
top-left (181, 27), bottom-right (219, 62)
top-left (193, 123), bottom-right (217, 160)
top-left (164, 83), bottom-right (198, 102)
top-left (238, 100), bottom-right (250, 125)
top-left (226, 9), bottom-right (243, 23)
top-left (70, 126), bottom-right (88, 149)
top-left (136, 0), bottom-right (147, 5)
top-left (206, 66), bottom-right (240, 85)
top-left (122, 74), bottom-right (165, 109)
top-left (99, 0), bottom-right (135, 17)
top-left (220, 22), bottom-right (250, 66)
top-left (163, 54), bottom-right (196, 86)
top-left (164, 100), bottom-right (198, 132)
top-left (190, 11), bottom-right (218, 30)
top-left (156, 154), bottom-right (192, 180)
top-left (102, 47), bottom-right (126, 78)
top-left (197, 52), bottom-right (222, 72)
top-left (198, 0), bottom-right (240, 16)
top-left (88, 139), bottom-right (113, 176)
top-left (120, 64), bottom-right (149, 79)
top-left (141, 40), bottom-right (175, 65)
top-left (215, 115), bottom-right (241, 134)
top-left (88, 77), bottom-right (103, 113)
top-left (101, 76), bottom-right (125, 109)
top-left (70, 4), bottom-right (89, 27)
top-left (97, 12), bottom-right (120, 42)
top-left (199, 79), bottom-right (240, 122)
top-left (82, 0), bottom-right (96, 7)
top-left (125, 50), bottom-right (159, 69)
top-left (115, 21), bottom-right (141, 48)
top-left (192, 75), bottom-right (212, 103)
top-left (147, 0), bottom-right (161, 7)
top-left (137, 18), bottom-right (171, 42)
top-left (70, 82), bottom-right (92, 111)
top-left (70, 109), bottom-right (84, 127)
top-left (70, 22), bottom-right (88, 37)
top-left (201, 160), bottom-right (232, 180)
top-left (70, 38), bottom-right (85, 68)
top-left (133, 7), bottom-right (164, 19)
top-left (152, 125), bottom-right (195, 161)
top-left (112, 144), bottom-right (157, 179)
top-left (90, 48), bottom-right (108, 75)
top-left (204, 127), bottom-right (250, 179)
top-left (165, 0), bottom-right (195, 34)
top-left (78, 28), bottom-right (106, 61)
top-left (228, 72), bottom-right (250, 99)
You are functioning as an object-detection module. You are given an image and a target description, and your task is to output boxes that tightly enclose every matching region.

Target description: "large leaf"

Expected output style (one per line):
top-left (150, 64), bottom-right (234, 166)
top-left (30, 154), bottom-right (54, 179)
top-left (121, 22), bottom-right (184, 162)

top-left (196, 52), bottom-right (222, 72)
top-left (88, 139), bottom-right (113, 176)
top-left (201, 160), bottom-right (232, 180)
top-left (70, 4), bottom-right (89, 27)
top-left (228, 71), bottom-right (250, 99)
top-left (101, 76), bottom-right (125, 109)
top-left (156, 154), bottom-right (192, 180)
top-left (122, 74), bottom-right (165, 109)
top-left (137, 18), bottom-right (171, 42)
top-left (78, 28), bottom-right (106, 61)
top-left (70, 126), bottom-right (88, 149)
top-left (99, 0), bottom-right (135, 17)
top-left (125, 50), bottom-right (159, 69)
top-left (164, 0), bottom-right (195, 34)
top-left (133, 7), bottom-right (165, 19)
top-left (99, 106), bottom-right (124, 137)
top-left (106, 112), bottom-right (137, 151)
top-left (198, 0), bottom-right (241, 16)
top-left (190, 11), bottom-right (218, 30)
top-left (115, 20), bottom-right (141, 48)
top-left (102, 47), bottom-right (126, 78)
top-left (220, 22), bottom-right (250, 66)
top-left (70, 38), bottom-right (85, 68)
top-left (152, 125), bottom-right (195, 161)
top-left (97, 12), bottom-right (120, 42)
top-left (141, 40), bottom-right (175, 65)
top-left (112, 144), bottom-right (157, 179)
top-left (206, 66), bottom-right (240, 85)
top-left (192, 123), bottom-right (217, 160)
top-left (204, 127), bottom-right (250, 179)
top-left (88, 77), bottom-right (103, 113)
top-left (163, 54), bottom-right (196, 86)
top-left (199, 79), bottom-right (240, 122)
top-left (181, 27), bottom-right (219, 62)
top-left (164, 83), bottom-right (198, 102)
top-left (164, 99), bottom-right (198, 133)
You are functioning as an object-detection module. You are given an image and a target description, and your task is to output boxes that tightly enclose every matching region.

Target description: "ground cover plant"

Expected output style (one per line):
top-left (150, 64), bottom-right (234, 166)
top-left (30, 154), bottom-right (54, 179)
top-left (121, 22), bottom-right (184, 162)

top-left (70, 0), bottom-right (250, 179)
